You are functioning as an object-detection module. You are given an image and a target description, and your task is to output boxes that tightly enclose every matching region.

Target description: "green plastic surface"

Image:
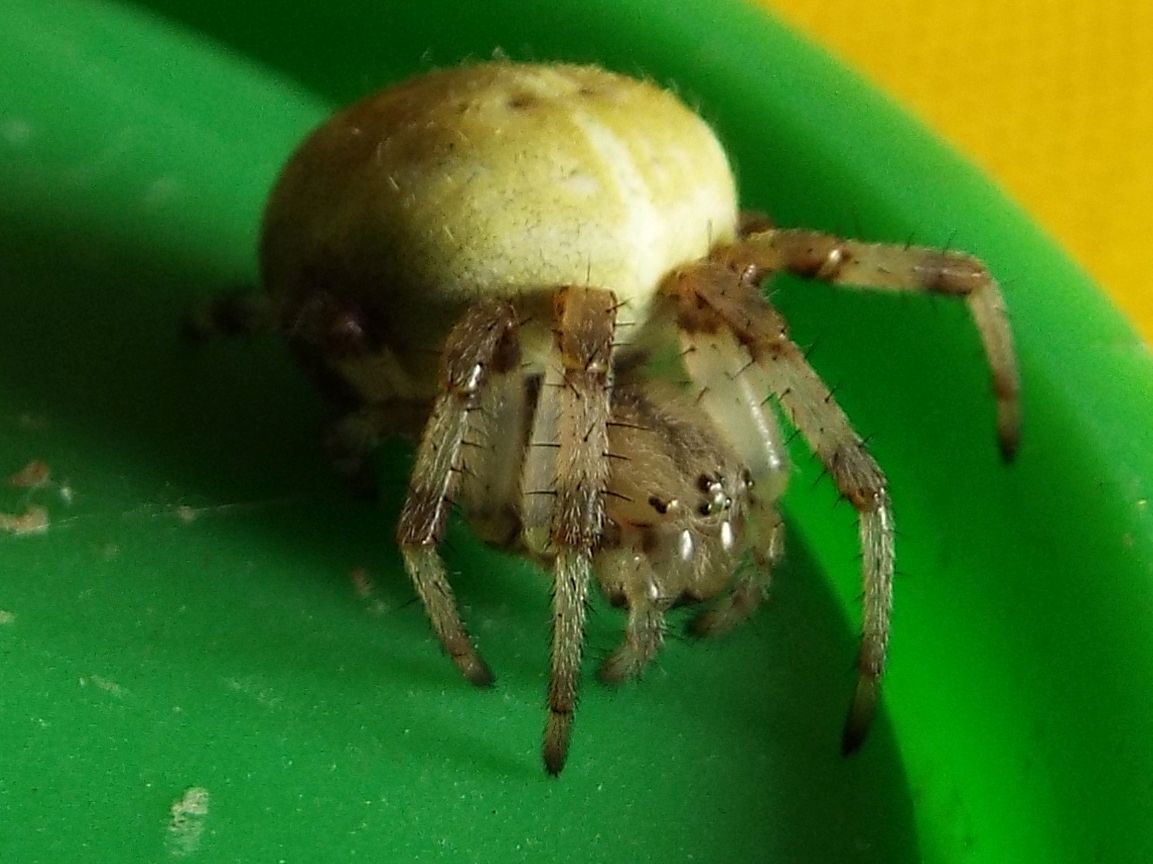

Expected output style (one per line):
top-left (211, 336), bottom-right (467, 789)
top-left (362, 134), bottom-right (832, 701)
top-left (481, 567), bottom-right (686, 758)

top-left (3, 1), bottom-right (1152, 861)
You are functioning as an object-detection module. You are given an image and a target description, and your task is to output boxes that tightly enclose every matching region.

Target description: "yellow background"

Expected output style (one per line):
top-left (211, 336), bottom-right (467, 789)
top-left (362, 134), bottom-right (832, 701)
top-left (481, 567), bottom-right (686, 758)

top-left (761, 0), bottom-right (1153, 343)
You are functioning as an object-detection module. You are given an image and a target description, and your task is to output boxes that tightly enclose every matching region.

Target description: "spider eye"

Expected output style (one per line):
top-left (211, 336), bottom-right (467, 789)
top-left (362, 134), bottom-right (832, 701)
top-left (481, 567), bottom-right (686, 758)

top-left (741, 468), bottom-right (754, 489)
top-left (648, 495), bottom-right (669, 515)
top-left (696, 473), bottom-right (716, 493)
top-left (697, 502), bottom-right (712, 517)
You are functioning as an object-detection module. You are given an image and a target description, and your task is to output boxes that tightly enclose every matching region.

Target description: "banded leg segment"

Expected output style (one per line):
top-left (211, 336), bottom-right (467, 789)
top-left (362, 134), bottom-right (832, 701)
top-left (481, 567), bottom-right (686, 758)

top-left (714, 228), bottom-right (1020, 458)
top-left (396, 299), bottom-right (520, 688)
top-left (667, 263), bottom-right (895, 753)
top-left (538, 287), bottom-right (618, 775)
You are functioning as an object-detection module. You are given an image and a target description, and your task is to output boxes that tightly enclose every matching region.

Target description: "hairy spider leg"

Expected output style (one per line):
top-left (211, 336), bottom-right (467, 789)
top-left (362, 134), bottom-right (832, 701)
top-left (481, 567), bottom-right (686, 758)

top-left (520, 287), bottom-right (618, 776)
top-left (396, 299), bottom-right (522, 688)
top-left (714, 228), bottom-right (1021, 459)
top-left (665, 262), bottom-right (895, 755)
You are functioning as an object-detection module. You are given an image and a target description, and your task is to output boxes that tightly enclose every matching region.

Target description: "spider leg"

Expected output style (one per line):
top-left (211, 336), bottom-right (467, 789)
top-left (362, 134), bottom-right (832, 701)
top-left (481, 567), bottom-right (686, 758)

top-left (666, 262), bottom-right (894, 754)
top-left (689, 505), bottom-right (785, 637)
top-left (396, 299), bottom-right (521, 689)
top-left (738, 209), bottom-right (776, 234)
top-left (661, 303), bottom-right (790, 636)
top-left (452, 352), bottom-right (531, 549)
top-left (714, 227), bottom-right (1020, 458)
top-left (595, 548), bottom-right (670, 684)
top-left (522, 287), bottom-right (617, 775)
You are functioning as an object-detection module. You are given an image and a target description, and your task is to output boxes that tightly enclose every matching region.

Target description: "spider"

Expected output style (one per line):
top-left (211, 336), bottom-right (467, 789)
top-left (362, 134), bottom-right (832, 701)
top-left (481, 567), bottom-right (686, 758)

top-left (213, 61), bottom-right (1019, 775)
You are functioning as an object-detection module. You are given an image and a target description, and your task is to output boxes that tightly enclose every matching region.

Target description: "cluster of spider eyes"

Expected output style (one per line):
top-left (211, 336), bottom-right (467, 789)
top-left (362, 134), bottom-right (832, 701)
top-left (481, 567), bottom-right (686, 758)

top-left (648, 469), bottom-right (754, 519)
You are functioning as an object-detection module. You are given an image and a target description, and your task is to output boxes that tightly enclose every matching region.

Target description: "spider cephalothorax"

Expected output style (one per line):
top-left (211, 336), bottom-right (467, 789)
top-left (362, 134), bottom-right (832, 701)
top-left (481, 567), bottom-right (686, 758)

top-left (237, 61), bottom-right (1019, 774)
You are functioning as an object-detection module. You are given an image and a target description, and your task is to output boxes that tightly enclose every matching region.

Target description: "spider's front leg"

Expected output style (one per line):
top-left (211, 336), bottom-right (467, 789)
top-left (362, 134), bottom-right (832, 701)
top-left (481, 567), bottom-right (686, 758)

top-left (665, 262), bottom-right (895, 754)
top-left (689, 504), bottom-right (786, 638)
top-left (667, 318), bottom-right (791, 638)
top-left (714, 227), bottom-right (1021, 458)
top-left (397, 298), bottom-right (522, 689)
top-left (594, 548), bottom-right (671, 684)
top-left (520, 287), bottom-right (617, 775)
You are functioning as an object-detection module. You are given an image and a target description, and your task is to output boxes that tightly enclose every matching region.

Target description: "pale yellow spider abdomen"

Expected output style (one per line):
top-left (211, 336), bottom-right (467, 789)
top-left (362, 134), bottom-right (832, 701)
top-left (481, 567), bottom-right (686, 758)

top-left (261, 62), bottom-right (738, 393)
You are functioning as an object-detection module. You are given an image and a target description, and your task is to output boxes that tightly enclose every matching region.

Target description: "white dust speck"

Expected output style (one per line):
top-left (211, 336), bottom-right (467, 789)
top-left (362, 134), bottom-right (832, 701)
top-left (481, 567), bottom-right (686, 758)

top-left (350, 567), bottom-right (388, 615)
top-left (0, 505), bottom-right (49, 536)
top-left (142, 175), bottom-right (182, 211)
top-left (17, 412), bottom-right (48, 430)
top-left (166, 786), bottom-right (211, 857)
top-left (7, 460), bottom-right (50, 489)
top-left (1, 118), bottom-right (33, 147)
top-left (351, 566), bottom-right (373, 599)
top-left (79, 675), bottom-right (126, 697)
top-left (223, 676), bottom-right (283, 709)
top-left (0, 609), bottom-right (14, 625)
